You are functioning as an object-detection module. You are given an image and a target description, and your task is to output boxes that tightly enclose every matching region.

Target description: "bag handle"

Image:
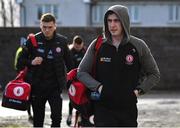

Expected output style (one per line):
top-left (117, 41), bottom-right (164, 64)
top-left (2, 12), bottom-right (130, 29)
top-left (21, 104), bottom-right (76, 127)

top-left (15, 67), bottom-right (28, 80)
top-left (92, 35), bottom-right (103, 77)
top-left (28, 33), bottom-right (38, 48)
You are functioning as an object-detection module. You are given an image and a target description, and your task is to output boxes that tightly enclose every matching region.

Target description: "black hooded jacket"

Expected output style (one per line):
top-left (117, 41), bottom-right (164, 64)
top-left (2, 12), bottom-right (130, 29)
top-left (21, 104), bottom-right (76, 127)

top-left (17, 32), bottom-right (74, 96)
top-left (77, 5), bottom-right (160, 108)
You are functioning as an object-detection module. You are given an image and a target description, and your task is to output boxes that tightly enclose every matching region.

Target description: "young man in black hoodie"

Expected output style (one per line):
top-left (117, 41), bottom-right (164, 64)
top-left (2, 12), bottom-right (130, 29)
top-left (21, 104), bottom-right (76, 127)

top-left (77, 5), bottom-right (160, 127)
top-left (17, 13), bottom-right (73, 127)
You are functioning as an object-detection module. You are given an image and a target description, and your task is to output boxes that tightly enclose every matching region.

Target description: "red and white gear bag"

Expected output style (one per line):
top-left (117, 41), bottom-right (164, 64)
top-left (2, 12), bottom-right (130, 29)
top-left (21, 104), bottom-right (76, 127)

top-left (67, 68), bottom-right (93, 118)
top-left (1, 33), bottom-right (37, 111)
top-left (2, 68), bottom-right (31, 111)
top-left (66, 35), bottom-right (103, 119)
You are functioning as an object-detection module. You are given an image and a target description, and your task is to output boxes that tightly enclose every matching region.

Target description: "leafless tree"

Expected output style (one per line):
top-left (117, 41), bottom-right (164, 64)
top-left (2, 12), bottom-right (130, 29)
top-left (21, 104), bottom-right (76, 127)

top-left (0, 0), bottom-right (18, 27)
top-left (9, 0), bottom-right (14, 27)
top-left (0, 0), bottom-right (7, 27)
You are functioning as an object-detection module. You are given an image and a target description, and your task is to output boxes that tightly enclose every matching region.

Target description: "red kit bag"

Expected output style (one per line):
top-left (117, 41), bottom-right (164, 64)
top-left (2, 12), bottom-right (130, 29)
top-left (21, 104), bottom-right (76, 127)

top-left (67, 35), bottom-right (103, 119)
top-left (2, 68), bottom-right (31, 111)
top-left (67, 68), bottom-right (92, 118)
top-left (1, 33), bottom-right (37, 111)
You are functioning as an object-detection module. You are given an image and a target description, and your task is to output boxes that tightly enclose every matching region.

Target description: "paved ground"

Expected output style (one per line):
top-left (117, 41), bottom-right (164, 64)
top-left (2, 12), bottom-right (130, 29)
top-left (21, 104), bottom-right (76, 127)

top-left (0, 91), bottom-right (180, 127)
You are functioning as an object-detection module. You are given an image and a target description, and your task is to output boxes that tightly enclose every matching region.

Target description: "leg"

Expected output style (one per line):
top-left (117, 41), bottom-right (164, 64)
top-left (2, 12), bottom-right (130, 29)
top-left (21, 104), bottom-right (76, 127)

top-left (94, 103), bottom-right (138, 127)
top-left (66, 102), bottom-right (73, 126)
top-left (69, 102), bottom-right (73, 115)
top-left (27, 104), bottom-right (33, 124)
top-left (27, 104), bottom-right (31, 116)
top-left (48, 91), bottom-right (62, 127)
top-left (94, 105), bottom-right (118, 127)
top-left (117, 104), bottom-right (138, 127)
top-left (80, 114), bottom-right (94, 127)
top-left (31, 96), bottom-right (46, 127)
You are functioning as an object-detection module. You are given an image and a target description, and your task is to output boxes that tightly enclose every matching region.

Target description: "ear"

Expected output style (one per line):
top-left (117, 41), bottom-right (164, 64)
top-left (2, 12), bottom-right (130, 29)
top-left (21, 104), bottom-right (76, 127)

top-left (40, 22), bottom-right (43, 29)
top-left (54, 23), bottom-right (57, 30)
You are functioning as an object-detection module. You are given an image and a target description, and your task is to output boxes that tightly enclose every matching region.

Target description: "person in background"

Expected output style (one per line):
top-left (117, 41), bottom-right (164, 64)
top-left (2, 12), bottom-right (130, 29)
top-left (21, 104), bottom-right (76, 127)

top-left (77, 5), bottom-right (160, 127)
top-left (69, 35), bottom-right (86, 68)
top-left (17, 13), bottom-right (73, 127)
top-left (66, 35), bottom-right (93, 127)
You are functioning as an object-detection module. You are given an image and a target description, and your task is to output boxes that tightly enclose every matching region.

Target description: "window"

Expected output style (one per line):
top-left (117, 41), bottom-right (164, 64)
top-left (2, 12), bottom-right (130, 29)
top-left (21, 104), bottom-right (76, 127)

top-left (92, 5), bottom-right (109, 24)
top-left (169, 5), bottom-right (180, 22)
top-left (128, 5), bottom-right (140, 23)
top-left (92, 5), bottom-right (140, 25)
top-left (37, 4), bottom-right (58, 20)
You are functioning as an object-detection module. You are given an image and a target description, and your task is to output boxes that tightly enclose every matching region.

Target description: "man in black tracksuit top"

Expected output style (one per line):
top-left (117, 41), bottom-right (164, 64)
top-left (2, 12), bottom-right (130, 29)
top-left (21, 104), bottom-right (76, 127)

top-left (17, 13), bottom-right (73, 127)
top-left (77, 5), bottom-right (160, 127)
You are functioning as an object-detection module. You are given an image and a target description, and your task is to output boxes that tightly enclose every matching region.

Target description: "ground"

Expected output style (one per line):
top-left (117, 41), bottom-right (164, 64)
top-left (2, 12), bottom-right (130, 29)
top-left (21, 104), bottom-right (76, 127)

top-left (0, 91), bottom-right (180, 128)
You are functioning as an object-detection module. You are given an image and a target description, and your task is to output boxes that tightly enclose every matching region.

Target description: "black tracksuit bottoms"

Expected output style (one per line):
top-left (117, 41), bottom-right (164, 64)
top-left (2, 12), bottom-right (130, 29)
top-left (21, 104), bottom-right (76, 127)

top-left (31, 91), bottom-right (62, 127)
top-left (94, 103), bottom-right (138, 127)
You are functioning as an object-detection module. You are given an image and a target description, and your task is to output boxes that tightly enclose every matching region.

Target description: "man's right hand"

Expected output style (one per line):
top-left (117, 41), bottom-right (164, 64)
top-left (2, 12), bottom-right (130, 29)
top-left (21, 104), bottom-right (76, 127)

top-left (31, 57), bottom-right (43, 65)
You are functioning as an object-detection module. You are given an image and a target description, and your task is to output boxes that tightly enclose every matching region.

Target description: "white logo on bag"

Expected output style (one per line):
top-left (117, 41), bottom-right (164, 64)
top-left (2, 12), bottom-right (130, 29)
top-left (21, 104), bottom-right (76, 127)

top-left (69, 84), bottom-right (76, 96)
top-left (13, 86), bottom-right (24, 97)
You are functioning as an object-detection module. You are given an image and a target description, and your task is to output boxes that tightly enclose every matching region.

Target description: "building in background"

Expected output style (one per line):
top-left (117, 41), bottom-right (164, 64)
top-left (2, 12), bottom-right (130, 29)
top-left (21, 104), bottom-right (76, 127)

top-left (0, 0), bottom-right (19, 27)
top-left (92, 0), bottom-right (180, 27)
top-left (5, 0), bottom-right (180, 27)
top-left (15, 0), bottom-right (92, 27)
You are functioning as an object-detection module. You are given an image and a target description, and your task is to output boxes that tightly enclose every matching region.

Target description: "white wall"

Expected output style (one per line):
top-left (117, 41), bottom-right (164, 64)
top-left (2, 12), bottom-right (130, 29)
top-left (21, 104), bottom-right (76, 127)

top-left (22, 0), bottom-right (88, 27)
top-left (19, 0), bottom-right (180, 27)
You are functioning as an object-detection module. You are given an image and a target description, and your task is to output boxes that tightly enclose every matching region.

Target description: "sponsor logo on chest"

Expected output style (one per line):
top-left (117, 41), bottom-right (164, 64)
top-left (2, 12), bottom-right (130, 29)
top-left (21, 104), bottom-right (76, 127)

top-left (100, 57), bottom-right (111, 63)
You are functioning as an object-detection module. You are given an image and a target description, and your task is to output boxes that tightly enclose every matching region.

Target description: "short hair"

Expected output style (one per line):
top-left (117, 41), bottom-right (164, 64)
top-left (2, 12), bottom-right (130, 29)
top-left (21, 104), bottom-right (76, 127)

top-left (73, 35), bottom-right (83, 45)
top-left (40, 13), bottom-right (56, 23)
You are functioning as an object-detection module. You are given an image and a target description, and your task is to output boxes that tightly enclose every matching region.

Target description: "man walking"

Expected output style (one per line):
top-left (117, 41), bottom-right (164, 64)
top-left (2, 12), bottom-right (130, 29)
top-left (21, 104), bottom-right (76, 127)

top-left (17, 13), bottom-right (73, 127)
top-left (77, 5), bottom-right (160, 127)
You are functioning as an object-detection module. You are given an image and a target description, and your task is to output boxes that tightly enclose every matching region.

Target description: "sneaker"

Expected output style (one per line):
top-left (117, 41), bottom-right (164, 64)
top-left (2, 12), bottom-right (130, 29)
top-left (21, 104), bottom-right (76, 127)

top-left (66, 114), bottom-right (72, 126)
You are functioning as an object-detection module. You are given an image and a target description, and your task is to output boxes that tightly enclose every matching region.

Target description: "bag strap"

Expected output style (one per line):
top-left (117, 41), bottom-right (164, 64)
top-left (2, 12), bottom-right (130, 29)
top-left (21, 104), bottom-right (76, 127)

top-left (92, 35), bottom-right (103, 77)
top-left (15, 67), bottom-right (28, 80)
top-left (28, 33), bottom-right (38, 48)
top-left (15, 33), bottom-right (38, 81)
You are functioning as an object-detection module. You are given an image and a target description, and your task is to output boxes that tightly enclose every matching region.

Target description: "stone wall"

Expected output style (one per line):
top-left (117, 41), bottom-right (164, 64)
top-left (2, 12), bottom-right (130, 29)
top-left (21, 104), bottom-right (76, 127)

top-left (0, 27), bottom-right (179, 90)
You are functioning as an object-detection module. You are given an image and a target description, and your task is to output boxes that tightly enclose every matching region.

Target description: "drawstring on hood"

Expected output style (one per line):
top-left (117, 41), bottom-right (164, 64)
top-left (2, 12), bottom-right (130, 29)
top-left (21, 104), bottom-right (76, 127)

top-left (103, 5), bottom-right (130, 43)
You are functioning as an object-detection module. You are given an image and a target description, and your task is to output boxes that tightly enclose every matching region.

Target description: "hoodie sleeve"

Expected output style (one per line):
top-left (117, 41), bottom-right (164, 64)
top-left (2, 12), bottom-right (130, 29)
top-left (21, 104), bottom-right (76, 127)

top-left (77, 39), bottom-right (101, 91)
top-left (135, 39), bottom-right (160, 93)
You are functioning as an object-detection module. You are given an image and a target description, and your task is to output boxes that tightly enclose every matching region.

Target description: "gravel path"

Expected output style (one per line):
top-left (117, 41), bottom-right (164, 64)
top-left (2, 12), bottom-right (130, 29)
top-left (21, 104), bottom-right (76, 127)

top-left (0, 91), bottom-right (180, 127)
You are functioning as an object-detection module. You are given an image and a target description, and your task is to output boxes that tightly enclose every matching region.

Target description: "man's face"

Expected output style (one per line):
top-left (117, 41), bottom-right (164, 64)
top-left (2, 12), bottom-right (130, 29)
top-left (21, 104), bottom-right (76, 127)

top-left (107, 13), bottom-right (123, 38)
top-left (73, 43), bottom-right (84, 51)
top-left (40, 21), bottom-right (56, 39)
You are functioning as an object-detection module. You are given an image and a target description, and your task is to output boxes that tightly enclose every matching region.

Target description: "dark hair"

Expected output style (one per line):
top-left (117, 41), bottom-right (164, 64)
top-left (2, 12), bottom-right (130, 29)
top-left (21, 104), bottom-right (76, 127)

top-left (40, 13), bottom-right (56, 23)
top-left (73, 35), bottom-right (83, 45)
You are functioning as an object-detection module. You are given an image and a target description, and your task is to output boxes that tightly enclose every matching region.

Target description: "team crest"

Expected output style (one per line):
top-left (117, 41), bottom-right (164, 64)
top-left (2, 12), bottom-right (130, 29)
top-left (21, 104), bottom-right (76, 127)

top-left (125, 55), bottom-right (134, 65)
top-left (13, 86), bottom-right (24, 97)
top-left (56, 47), bottom-right (61, 53)
top-left (69, 84), bottom-right (76, 96)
